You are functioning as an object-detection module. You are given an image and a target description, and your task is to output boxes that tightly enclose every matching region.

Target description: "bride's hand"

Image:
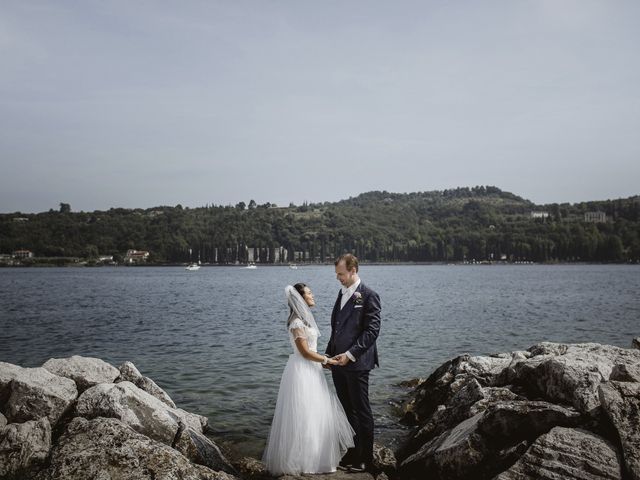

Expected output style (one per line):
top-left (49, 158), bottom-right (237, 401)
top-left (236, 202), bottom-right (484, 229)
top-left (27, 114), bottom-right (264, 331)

top-left (325, 357), bottom-right (339, 366)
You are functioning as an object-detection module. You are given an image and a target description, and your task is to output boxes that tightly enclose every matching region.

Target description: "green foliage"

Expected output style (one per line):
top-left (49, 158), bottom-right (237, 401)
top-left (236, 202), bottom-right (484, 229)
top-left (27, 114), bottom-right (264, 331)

top-left (1, 187), bottom-right (639, 264)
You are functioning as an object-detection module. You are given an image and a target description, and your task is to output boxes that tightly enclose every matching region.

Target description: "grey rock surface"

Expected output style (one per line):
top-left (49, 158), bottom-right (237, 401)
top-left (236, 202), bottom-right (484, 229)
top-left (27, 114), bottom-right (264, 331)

top-left (400, 340), bottom-right (640, 480)
top-left (503, 342), bottom-right (640, 413)
top-left (0, 417), bottom-right (51, 479)
top-left (37, 416), bottom-right (235, 480)
top-left (493, 427), bottom-right (622, 480)
top-left (5, 367), bottom-right (77, 425)
top-left (117, 360), bottom-right (176, 408)
top-left (75, 381), bottom-right (204, 445)
top-left (400, 400), bottom-right (581, 479)
top-left (599, 381), bottom-right (640, 480)
top-left (0, 412), bottom-right (7, 429)
top-left (175, 426), bottom-right (236, 474)
top-left (42, 355), bottom-right (120, 392)
top-left (0, 361), bottom-right (23, 403)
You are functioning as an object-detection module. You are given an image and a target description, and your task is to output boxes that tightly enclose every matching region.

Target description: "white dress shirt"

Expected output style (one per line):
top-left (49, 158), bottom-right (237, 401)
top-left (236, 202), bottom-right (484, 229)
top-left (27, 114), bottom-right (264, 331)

top-left (340, 278), bottom-right (361, 309)
top-left (339, 278), bottom-right (361, 362)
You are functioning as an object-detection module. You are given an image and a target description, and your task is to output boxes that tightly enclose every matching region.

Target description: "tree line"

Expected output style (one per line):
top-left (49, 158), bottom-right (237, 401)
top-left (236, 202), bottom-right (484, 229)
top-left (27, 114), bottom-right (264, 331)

top-left (1, 186), bottom-right (639, 264)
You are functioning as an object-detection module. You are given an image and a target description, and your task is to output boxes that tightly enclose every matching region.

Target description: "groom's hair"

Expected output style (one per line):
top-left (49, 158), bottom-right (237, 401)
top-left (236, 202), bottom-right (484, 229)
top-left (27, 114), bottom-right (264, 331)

top-left (335, 253), bottom-right (359, 272)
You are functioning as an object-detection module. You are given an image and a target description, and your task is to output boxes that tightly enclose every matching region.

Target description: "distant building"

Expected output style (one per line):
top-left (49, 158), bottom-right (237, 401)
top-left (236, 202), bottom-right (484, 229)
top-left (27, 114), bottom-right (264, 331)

top-left (530, 211), bottom-right (549, 219)
top-left (12, 249), bottom-right (33, 258)
top-left (98, 255), bottom-right (114, 263)
top-left (584, 211), bottom-right (606, 223)
top-left (12, 217), bottom-right (29, 222)
top-left (124, 249), bottom-right (149, 263)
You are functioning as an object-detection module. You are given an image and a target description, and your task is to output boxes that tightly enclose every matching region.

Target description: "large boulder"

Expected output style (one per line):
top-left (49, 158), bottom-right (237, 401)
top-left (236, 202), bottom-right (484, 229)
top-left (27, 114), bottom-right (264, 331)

top-left (0, 362), bottom-right (23, 405)
top-left (400, 400), bottom-right (581, 480)
top-left (175, 426), bottom-right (236, 474)
top-left (493, 427), bottom-right (622, 480)
top-left (0, 417), bottom-right (51, 479)
top-left (75, 381), bottom-right (206, 445)
top-left (632, 337), bottom-right (640, 350)
top-left (0, 413), bottom-right (7, 429)
top-left (116, 361), bottom-right (176, 408)
top-left (403, 354), bottom-right (515, 425)
top-left (501, 342), bottom-right (640, 414)
top-left (42, 355), bottom-right (119, 393)
top-left (4, 367), bottom-right (78, 425)
top-left (36, 416), bottom-right (235, 480)
top-left (400, 379), bottom-right (524, 461)
top-left (599, 381), bottom-right (640, 480)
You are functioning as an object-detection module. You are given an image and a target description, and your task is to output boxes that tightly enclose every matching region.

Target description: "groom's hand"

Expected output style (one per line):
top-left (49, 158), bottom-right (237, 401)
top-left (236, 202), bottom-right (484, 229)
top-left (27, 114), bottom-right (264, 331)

top-left (332, 353), bottom-right (351, 366)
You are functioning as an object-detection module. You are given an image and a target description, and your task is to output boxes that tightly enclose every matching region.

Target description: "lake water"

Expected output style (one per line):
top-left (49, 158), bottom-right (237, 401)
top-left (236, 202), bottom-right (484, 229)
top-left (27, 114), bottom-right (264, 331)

top-left (1, 264), bottom-right (638, 457)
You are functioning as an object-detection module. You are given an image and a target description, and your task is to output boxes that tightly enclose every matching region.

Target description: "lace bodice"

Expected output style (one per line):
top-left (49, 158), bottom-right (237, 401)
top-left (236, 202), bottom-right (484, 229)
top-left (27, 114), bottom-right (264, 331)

top-left (288, 318), bottom-right (319, 354)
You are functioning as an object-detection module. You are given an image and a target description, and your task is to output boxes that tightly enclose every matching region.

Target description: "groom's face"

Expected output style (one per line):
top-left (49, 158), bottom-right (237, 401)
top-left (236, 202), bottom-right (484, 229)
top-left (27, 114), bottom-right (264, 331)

top-left (335, 260), bottom-right (357, 287)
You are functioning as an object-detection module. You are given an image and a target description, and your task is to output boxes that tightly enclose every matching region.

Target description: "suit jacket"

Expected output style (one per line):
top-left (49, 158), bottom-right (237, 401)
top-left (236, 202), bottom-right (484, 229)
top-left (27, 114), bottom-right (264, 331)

top-left (325, 282), bottom-right (381, 371)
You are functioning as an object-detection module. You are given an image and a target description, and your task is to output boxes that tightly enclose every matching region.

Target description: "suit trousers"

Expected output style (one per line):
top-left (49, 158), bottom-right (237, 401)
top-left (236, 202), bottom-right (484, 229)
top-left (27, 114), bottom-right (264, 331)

top-left (331, 368), bottom-right (374, 465)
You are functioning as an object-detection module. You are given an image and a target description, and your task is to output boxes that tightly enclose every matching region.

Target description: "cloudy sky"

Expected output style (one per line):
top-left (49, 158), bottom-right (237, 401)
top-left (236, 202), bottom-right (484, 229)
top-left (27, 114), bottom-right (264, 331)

top-left (1, 1), bottom-right (639, 212)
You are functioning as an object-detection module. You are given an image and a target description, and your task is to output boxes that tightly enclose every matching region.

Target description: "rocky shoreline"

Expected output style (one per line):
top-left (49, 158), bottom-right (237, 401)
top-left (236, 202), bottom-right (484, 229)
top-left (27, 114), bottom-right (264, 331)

top-left (1, 338), bottom-right (638, 479)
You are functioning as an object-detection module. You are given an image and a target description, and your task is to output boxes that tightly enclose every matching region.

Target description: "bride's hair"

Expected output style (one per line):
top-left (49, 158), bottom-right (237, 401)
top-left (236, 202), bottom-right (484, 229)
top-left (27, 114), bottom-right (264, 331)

top-left (286, 283), bottom-right (315, 328)
top-left (293, 283), bottom-right (307, 298)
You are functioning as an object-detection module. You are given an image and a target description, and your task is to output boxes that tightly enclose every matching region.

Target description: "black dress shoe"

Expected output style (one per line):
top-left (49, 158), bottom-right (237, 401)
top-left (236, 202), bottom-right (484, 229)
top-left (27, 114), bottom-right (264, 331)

top-left (337, 459), bottom-right (351, 471)
top-left (348, 462), bottom-right (366, 473)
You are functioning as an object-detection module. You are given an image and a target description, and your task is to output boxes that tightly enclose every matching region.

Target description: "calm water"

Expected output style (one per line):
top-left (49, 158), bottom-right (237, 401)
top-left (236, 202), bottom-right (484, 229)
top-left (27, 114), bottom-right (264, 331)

top-left (1, 265), bottom-right (639, 456)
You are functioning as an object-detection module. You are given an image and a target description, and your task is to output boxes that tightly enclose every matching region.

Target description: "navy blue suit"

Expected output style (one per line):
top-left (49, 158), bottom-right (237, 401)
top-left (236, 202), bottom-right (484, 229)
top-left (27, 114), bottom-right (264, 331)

top-left (325, 282), bottom-right (381, 466)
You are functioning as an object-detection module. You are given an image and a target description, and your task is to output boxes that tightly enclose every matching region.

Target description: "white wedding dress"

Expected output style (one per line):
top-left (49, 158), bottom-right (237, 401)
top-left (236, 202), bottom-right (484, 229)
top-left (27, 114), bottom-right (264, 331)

top-left (262, 318), bottom-right (355, 475)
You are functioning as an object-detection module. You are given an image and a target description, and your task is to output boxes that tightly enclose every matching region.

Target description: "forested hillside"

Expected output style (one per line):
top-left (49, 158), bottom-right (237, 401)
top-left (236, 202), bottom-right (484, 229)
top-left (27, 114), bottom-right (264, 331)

top-left (1, 186), bottom-right (639, 264)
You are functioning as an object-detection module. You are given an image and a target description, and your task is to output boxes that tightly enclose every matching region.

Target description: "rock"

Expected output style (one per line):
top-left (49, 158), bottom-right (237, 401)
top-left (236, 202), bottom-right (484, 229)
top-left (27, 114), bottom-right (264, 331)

top-left (0, 412), bottom-right (6, 429)
top-left (5, 367), bottom-right (78, 425)
top-left (468, 387), bottom-right (524, 416)
top-left (610, 362), bottom-right (640, 383)
top-left (493, 427), bottom-right (622, 480)
top-left (0, 417), bottom-right (51, 478)
top-left (38, 416), bottom-right (235, 480)
top-left (477, 400), bottom-right (582, 445)
top-left (400, 400), bottom-right (581, 479)
top-left (42, 355), bottom-right (120, 393)
top-left (403, 354), bottom-right (512, 425)
top-left (632, 337), bottom-right (640, 350)
top-left (400, 412), bottom-right (488, 480)
top-left (117, 361), bottom-right (176, 408)
top-left (0, 361), bottom-right (22, 404)
top-left (75, 381), bottom-right (205, 445)
top-left (599, 381), bottom-right (640, 479)
top-left (373, 442), bottom-right (397, 474)
top-left (502, 342), bottom-right (640, 414)
top-left (175, 427), bottom-right (236, 474)
top-left (399, 381), bottom-right (526, 461)
top-left (234, 456), bottom-right (268, 480)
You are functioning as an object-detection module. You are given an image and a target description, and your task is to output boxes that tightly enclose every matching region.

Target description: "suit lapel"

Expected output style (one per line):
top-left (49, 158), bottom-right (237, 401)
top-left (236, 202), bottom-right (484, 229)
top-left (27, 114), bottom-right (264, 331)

top-left (335, 283), bottom-right (364, 333)
top-left (331, 291), bottom-right (342, 329)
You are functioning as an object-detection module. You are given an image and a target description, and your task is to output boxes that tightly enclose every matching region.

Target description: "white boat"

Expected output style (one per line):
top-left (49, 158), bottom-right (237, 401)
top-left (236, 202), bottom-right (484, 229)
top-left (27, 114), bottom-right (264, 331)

top-left (185, 262), bottom-right (201, 271)
top-left (245, 263), bottom-right (257, 269)
top-left (289, 263), bottom-right (298, 269)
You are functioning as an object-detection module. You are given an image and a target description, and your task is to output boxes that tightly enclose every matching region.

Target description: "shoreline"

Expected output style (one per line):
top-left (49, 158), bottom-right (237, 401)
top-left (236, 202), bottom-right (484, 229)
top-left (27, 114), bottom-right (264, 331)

top-left (1, 260), bottom-right (639, 268)
top-left (2, 337), bottom-right (639, 479)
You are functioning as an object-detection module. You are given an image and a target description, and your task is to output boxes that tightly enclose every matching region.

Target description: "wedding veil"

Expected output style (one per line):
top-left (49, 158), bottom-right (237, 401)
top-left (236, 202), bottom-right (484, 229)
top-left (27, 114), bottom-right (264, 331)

top-left (285, 285), bottom-right (320, 335)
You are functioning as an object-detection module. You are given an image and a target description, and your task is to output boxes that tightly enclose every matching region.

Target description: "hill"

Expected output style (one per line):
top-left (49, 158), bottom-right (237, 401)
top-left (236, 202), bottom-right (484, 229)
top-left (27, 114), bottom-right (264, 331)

top-left (1, 186), bottom-right (639, 264)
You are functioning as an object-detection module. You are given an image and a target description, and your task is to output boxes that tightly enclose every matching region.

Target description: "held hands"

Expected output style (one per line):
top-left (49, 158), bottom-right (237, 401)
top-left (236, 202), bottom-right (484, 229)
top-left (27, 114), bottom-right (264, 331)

top-left (321, 353), bottom-right (350, 368)
top-left (331, 353), bottom-right (351, 367)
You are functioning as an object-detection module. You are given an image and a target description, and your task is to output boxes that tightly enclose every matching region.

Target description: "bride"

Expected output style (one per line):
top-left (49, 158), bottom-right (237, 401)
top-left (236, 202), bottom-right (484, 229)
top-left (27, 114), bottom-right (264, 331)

top-left (262, 283), bottom-right (355, 475)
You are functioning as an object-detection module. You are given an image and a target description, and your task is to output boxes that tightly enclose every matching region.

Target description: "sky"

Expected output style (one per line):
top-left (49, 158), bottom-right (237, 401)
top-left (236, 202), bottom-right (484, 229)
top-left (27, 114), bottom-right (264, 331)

top-left (1, 1), bottom-right (639, 213)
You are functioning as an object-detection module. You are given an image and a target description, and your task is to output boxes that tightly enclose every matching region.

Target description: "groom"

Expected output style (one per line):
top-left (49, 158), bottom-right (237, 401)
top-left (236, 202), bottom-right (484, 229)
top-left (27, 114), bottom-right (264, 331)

top-left (326, 253), bottom-right (381, 473)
